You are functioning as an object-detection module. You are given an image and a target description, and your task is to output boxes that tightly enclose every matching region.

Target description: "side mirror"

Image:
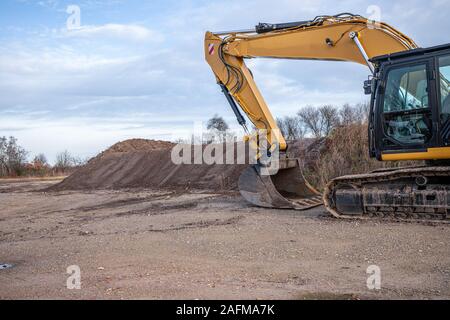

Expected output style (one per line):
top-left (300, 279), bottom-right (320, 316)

top-left (364, 79), bottom-right (372, 95)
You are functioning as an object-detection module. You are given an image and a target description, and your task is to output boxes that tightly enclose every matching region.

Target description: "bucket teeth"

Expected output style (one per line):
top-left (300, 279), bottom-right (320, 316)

top-left (238, 160), bottom-right (323, 211)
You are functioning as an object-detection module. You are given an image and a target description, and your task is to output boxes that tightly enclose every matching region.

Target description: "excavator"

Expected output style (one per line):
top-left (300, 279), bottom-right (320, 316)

top-left (204, 13), bottom-right (450, 222)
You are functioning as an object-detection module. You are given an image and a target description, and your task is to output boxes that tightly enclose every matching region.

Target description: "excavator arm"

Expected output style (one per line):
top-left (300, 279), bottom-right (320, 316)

top-left (204, 13), bottom-right (417, 151)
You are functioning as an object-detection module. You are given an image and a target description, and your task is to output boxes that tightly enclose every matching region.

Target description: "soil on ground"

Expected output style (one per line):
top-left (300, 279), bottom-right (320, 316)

top-left (1, 179), bottom-right (449, 300)
top-left (1, 139), bottom-right (449, 300)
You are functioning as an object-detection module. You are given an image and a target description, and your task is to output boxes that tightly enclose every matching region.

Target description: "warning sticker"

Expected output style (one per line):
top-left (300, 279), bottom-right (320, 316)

top-left (208, 43), bottom-right (215, 55)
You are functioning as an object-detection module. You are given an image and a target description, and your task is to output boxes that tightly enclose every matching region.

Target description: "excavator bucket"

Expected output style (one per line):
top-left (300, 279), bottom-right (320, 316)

top-left (238, 158), bottom-right (323, 210)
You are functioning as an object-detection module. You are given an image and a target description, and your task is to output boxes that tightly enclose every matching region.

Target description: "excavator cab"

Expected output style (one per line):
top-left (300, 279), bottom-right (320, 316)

top-left (369, 43), bottom-right (450, 162)
top-left (325, 43), bottom-right (450, 221)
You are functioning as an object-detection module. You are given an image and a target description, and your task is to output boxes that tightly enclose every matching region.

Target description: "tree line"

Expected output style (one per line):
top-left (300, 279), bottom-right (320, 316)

top-left (180, 103), bottom-right (370, 145)
top-left (0, 136), bottom-right (85, 178)
top-left (276, 103), bottom-right (369, 140)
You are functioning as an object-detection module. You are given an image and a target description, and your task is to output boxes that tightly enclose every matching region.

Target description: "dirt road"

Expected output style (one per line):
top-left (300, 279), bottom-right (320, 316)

top-left (1, 179), bottom-right (449, 299)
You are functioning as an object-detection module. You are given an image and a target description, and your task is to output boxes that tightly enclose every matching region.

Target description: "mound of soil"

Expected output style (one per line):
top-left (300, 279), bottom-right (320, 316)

top-left (89, 139), bottom-right (175, 163)
top-left (50, 140), bottom-right (250, 192)
top-left (50, 137), bottom-right (323, 192)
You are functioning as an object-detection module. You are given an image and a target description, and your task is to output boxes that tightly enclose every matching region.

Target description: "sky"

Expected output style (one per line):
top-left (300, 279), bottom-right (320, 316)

top-left (0, 0), bottom-right (449, 163)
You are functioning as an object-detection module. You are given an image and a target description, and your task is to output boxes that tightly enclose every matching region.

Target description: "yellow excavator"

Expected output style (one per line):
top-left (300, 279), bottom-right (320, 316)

top-left (205, 13), bottom-right (450, 222)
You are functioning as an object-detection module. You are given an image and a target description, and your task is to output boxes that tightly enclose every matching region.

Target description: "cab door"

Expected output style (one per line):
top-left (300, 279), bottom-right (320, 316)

top-left (375, 58), bottom-right (438, 158)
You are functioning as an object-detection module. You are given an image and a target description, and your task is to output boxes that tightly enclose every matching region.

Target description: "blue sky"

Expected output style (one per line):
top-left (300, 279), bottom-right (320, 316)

top-left (1, 0), bottom-right (449, 163)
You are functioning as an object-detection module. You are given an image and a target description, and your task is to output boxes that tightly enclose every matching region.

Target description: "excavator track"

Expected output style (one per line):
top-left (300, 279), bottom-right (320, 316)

top-left (324, 166), bottom-right (450, 223)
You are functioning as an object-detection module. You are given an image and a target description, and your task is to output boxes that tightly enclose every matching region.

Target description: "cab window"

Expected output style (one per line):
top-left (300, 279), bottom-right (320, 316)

top-left (382, 63), bottom-right (432, 146)
top-left (384, 64), bottom-right (429, 112)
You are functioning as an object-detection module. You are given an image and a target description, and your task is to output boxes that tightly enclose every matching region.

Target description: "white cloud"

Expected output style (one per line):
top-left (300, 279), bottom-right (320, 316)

top-left (63, 24), bottom-right (164, 42)
top-left (0, 48), bottom-right (139, 75)
top-left (37, 0), bottom-right (59, 8)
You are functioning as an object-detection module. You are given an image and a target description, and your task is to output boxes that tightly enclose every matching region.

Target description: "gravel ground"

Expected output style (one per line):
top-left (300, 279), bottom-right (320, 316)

top-left (0, 179), bottom-right (449, 300)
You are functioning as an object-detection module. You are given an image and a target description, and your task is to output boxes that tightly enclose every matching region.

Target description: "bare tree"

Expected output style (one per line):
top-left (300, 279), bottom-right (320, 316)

top-left (6, 136), bottom-right (28, 171)
top-left (55, 150), bottom-right (75, 171)
top-left (297, 106), bottom-right (322, 138)
top-left (207, 114), bottom-right (230, 142)
top-left (356, 102), bottom-right (370, 123)
top-left (277, 117), bottom-right (288, 139)
top-left (0, 136), bottom-right (28, 176)
top-left (297, 105), bottom-right (340, 138)
top-left (319, 105), bottom-right (340, 136)
top-left (276, 116), bottom-right (304, 140)
top-left (72, 156), bottom-right (88, 167)
top-left (0, 136), bottom-right (7, 176)
top-left (339, 103), bottom-right (368, 126)
top-left (33, 153), bottom-right (48, 167)
top-left (339, 103), bottom-right (355, 126)
top-left (0, 137), bottom-right (8, 176)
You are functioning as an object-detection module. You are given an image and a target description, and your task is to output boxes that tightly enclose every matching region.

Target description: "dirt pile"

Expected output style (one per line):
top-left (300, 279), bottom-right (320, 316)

top-left (50, 140), bottom-right (250, 192)
top-left (50, 137), bottom-right (326, 192)
top-left (89, 139), bottom-right (175, 163)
